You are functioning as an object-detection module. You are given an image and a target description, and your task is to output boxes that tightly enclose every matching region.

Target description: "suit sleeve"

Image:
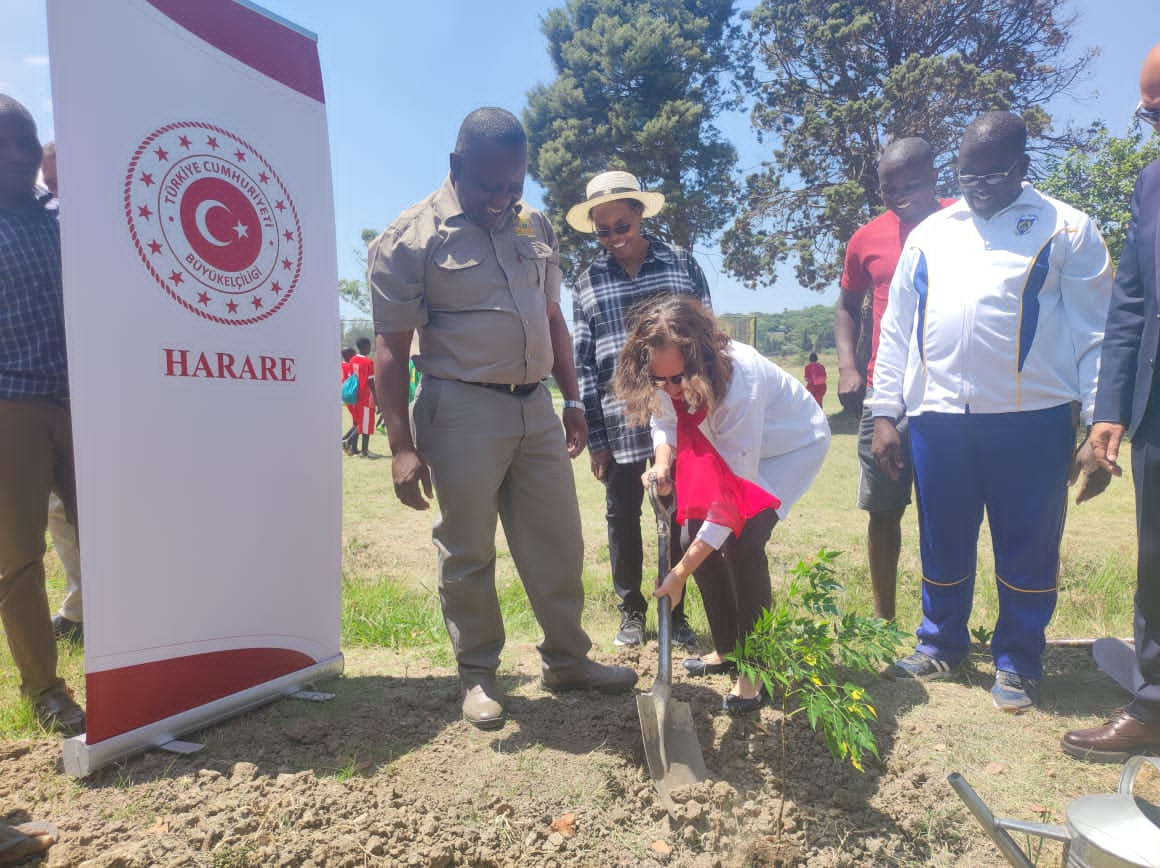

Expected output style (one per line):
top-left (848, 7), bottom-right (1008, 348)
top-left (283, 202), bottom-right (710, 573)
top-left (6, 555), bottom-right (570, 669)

top-left (1094, 170), bottom-right (1150, 427)
top-left (1059, 215), bottom-right (1113, 424)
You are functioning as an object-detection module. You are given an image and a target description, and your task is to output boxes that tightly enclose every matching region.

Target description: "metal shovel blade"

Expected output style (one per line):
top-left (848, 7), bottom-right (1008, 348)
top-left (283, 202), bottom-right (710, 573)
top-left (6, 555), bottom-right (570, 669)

top-left (636, 691), bottom-right (708, 795)
top-left (636, 476), bottom-right (709, 800)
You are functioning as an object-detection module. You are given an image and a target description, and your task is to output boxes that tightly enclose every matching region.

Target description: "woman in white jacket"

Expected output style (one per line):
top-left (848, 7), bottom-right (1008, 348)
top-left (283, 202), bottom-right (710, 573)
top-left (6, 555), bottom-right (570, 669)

top-left (614, 297), bottom-right (830, 713)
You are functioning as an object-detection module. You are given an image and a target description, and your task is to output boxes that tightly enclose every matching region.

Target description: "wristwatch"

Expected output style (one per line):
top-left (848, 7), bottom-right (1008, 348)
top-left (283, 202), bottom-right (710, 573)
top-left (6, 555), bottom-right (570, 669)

top-left (563, 399), bottom-right (584, 412)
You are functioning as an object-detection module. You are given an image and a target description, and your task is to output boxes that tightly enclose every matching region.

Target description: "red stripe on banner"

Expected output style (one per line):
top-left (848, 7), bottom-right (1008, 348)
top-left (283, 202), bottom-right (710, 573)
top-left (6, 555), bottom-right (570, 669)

top-left (85, 647), bottom-right (316, 743)
top-left (146, 0), bottom-right (324, 103)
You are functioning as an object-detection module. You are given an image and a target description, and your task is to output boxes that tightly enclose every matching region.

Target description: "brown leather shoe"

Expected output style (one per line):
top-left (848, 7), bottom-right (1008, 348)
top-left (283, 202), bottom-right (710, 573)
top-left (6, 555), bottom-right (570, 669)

top-left (34, 687), bottom-right (85, 735)
top-left (541, 659), bottom-right (637, 694)
top-left (461, 679), bottom-right (504, 731)
top-left (1061, 708), bottom-right (1160, 763)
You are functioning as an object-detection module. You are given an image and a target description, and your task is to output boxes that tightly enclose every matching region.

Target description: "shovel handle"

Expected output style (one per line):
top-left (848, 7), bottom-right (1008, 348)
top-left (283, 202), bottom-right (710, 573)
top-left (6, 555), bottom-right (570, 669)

top-left (647, 472), bottom-right (674, 538)
top-left (648, 474), bottom-right (673, 686)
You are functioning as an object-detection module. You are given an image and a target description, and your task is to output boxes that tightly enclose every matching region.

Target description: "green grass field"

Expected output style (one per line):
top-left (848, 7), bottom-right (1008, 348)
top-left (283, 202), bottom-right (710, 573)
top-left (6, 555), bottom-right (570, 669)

top-left (0, 348), bottom-right (1141, 736)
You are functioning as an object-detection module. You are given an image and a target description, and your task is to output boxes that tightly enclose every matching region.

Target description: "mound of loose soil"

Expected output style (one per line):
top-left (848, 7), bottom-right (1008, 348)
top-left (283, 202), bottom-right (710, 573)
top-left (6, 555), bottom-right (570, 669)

top-left (1, 643), bottom-right (1143, 867)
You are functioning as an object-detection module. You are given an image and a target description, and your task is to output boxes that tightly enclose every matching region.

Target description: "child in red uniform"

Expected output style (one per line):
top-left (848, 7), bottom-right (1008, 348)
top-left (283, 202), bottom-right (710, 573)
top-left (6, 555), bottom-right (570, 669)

top-left (804, 352), bottom-right (827, 406)
top-left (341, 346), bottom-right (357, 454)
top-left (347, 337), bottom-right (375, 457)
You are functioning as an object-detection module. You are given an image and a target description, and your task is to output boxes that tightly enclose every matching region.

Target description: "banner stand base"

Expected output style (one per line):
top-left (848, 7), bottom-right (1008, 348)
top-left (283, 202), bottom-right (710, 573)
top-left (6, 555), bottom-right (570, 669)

top-left (63, 654), bottom-right (344, 777)
top-left (158, 739), bottom-right (205, 755)
top-left (289, 689), bottom-right (335, 702)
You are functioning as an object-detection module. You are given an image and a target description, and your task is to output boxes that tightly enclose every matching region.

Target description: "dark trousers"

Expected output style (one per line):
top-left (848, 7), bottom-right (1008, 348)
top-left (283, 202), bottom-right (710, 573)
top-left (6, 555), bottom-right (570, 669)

top-left (605, 456), bottom-right (684, 621)
top-left (687, 509), bottom-right (779, 656)
top-left (1129, 409), bottom-right (1160, 723)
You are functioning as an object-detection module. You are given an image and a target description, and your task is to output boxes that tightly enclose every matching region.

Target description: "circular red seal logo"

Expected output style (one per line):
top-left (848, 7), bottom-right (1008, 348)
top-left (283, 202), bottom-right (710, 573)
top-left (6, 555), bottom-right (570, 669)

top-left (125, 121), bottom-right (302, 325)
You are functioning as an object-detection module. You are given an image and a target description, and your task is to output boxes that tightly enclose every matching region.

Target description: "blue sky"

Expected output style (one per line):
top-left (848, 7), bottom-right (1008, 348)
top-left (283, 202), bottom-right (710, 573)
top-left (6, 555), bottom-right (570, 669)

top-left (1, 0), bottom-right (1154, 315)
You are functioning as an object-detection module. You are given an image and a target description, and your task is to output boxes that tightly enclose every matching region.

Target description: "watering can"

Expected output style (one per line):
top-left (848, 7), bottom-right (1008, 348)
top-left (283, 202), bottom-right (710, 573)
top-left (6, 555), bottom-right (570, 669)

top-left (950, 756), bottom-right (1160, 867)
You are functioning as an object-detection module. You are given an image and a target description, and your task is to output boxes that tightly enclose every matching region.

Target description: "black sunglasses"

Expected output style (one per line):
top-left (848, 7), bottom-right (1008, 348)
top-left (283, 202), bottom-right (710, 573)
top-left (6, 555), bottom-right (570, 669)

top-left (650, 373), bottom-right (685, 386)
top-left (1136, 102), bottom-right (1160, 130)
top-left (594, 222), bottom-right (633, 238)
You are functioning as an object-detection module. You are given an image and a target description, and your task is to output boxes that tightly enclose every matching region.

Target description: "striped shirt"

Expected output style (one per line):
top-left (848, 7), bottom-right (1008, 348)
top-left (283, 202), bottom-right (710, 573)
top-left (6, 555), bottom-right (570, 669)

top-left (572, 236), bottom-right (711, 461)
top-left (0, 192), bottom-right (68, 399)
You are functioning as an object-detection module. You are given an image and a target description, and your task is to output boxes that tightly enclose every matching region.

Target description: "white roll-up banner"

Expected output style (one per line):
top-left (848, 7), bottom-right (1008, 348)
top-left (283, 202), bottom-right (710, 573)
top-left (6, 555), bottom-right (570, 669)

top-left (46, 0), bottom-right (342, 773)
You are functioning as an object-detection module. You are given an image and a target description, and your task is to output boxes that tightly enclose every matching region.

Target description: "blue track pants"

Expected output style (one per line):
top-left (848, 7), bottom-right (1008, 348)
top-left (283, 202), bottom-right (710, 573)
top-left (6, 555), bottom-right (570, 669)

top-left (908, 404), bottom-right (1073, 678)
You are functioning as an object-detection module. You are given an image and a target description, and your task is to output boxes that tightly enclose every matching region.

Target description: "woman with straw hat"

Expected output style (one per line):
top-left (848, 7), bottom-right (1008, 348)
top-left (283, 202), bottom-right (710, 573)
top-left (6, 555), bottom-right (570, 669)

top-left (568, 170), bottom-right (712, 652)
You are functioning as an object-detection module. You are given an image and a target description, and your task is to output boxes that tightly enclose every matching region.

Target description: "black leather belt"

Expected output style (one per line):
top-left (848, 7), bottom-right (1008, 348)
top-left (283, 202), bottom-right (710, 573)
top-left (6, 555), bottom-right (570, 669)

top-left (468, 381), bottom-right (540, 396)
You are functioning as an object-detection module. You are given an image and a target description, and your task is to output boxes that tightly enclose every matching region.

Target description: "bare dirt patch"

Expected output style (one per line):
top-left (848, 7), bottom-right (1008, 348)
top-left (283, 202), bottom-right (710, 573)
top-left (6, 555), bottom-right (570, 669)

top-left (3, 642), bottom-right (1149, 867)
top-left (3, 415), bottom-right (1148, 866)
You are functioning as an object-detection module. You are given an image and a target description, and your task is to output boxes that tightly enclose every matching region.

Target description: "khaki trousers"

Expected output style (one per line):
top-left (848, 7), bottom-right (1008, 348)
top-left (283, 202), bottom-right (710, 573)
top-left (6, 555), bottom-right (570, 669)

top-left (413, 378), bottom-right (590, 680)
top-left (47, 493), bottom-right (83, 622)
top-left (0, 398), bottom-right (76, 699)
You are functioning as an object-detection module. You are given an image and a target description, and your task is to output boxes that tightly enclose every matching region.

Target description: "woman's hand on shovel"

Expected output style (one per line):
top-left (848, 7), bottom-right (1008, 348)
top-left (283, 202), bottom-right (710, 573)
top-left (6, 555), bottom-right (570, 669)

top-left (654, 538), bottom-right (715, 609)
top-left (654, 568), bottom-right (688, 608)
top-left (644, 461), bottom-right (672, 494)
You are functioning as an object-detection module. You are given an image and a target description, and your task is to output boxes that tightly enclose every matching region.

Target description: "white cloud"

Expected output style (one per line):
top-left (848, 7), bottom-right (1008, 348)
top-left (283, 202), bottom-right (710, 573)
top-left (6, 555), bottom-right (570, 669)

top-left (23, 55), bottom-right (49, 66)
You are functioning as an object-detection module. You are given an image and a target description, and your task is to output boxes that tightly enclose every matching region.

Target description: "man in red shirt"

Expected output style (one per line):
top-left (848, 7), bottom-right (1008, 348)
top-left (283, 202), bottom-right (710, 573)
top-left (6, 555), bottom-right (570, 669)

top-left (834, 137), bottom-right (953, 620)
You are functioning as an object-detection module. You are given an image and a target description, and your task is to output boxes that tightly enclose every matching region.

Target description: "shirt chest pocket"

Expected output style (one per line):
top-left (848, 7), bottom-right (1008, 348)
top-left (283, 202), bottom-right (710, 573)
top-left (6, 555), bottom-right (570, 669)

top-left (430, 243), bottom-right (488, 307)
top-left (514, 237), bottom-right (552, 292)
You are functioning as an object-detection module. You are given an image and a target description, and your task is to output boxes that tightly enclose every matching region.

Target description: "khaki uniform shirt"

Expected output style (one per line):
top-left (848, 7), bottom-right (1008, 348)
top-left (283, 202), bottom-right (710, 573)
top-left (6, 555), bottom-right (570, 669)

top-left (368, 178), bottom-right (563, 385)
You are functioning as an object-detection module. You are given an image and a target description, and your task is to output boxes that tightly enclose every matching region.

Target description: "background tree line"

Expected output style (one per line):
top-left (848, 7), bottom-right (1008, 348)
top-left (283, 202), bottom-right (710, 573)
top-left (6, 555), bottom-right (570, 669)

top-left (341, 0), bottom-right (1158, 328)
top-left (720, 305), bottom-right (838, 356)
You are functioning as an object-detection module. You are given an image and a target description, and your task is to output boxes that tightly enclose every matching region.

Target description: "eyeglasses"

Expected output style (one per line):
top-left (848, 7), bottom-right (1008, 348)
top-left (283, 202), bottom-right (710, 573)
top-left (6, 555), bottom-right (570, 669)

top-left (957, 160), bottom-right (1021, 189)
top-left (594, 222), bottom-right (633, 238)
top-left (650, 373), bottom-right (685, 386)
top-left (1135, 102), bottom-right (1160, 130)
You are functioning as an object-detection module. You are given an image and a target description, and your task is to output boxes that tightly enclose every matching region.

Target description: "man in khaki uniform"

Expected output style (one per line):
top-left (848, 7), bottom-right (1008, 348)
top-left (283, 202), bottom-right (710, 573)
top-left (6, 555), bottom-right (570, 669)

top-left (369, 107), bottom-right (636, 730)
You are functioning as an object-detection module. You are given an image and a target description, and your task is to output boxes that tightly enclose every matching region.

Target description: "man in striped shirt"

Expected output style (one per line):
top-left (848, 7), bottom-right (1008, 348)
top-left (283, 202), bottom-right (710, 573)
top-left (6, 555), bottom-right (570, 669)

top-left (568, 171), bottom-right (712, 650)
top-left (0, 94), bottom-right (85, 734)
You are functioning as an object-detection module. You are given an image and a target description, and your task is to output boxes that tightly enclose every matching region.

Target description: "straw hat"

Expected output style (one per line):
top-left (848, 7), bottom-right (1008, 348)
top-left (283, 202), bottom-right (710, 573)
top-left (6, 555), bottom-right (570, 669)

top-left (564, 170), bottom-right (665, 233)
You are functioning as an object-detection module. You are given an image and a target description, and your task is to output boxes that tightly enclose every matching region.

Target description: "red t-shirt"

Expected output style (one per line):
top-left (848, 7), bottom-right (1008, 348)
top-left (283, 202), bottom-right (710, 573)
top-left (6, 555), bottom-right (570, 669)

top-left (840, 199), bottom-right (955, 386)
top-left (350, 354), bottom-right (374, 406)
top-left (804, 361), bottom-right (826, 388)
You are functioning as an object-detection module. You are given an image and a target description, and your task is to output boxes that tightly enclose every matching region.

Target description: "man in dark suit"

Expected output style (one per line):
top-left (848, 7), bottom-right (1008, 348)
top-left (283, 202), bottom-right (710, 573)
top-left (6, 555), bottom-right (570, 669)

top-left (1063, 42), bottom-right (1160, 762)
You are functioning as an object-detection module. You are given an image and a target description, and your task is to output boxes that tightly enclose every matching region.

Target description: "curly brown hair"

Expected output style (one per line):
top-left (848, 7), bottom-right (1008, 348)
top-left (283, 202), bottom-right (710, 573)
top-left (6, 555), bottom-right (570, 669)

top-left (613, 296), bottom-right (732, 426)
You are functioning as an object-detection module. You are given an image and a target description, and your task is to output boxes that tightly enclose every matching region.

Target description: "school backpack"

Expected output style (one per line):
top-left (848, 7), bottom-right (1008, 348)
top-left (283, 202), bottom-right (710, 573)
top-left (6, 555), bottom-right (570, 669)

top-left (341, 372), bottom-right (359, 405)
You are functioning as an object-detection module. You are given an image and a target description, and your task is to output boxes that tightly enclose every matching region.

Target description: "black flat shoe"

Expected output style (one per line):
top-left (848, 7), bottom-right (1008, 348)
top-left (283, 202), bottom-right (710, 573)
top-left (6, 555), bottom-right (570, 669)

top-left (683, 656), bottom-right (736, 677)
top-left (722, 689), bottom-right (766, 716)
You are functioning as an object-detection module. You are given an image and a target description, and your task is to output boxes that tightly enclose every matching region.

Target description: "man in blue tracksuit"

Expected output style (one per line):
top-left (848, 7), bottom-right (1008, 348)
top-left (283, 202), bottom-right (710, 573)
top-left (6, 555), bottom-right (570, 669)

top-left (870, 111), bottom-right (1114, 712)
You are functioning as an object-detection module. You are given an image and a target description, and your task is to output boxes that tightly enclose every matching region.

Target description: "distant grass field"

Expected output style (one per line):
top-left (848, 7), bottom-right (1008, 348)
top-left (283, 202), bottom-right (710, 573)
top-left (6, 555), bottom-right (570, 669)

top-left (0, 348), bottom-right (1140, 736)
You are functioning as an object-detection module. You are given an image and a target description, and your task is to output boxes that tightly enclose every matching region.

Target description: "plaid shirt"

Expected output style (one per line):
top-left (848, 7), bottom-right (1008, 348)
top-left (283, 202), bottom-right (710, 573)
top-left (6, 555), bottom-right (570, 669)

top-left (572, 236), bottom-right (712, 461)
top-left (0, 192), bottom-right (67, 399)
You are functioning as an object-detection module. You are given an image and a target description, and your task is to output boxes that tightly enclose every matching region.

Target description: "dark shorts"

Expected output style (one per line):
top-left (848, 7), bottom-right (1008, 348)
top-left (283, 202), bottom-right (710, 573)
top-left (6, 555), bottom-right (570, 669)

top-left (857, 389), bottom-right (912, 512)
